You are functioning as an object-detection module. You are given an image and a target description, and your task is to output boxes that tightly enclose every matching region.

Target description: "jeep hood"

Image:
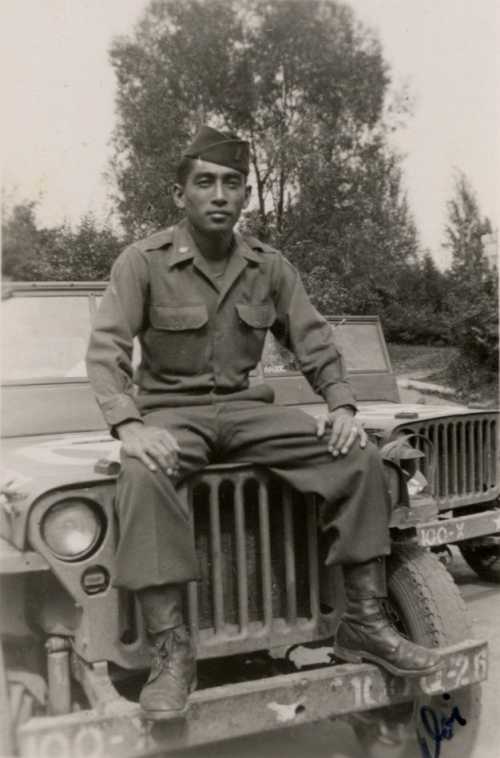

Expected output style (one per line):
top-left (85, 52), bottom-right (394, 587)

top-left (297, 399), bottom-right (471, 430)
top-left (0, 399), bottom-right (477, 550)
top-left (2, 397), bottom-right (468, 488)
top-left (1, 431), bottom-right (119, 549)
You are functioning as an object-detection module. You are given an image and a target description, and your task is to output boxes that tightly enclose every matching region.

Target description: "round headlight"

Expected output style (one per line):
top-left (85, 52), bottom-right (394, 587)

top-left (42, 498), bottom-right (102, 561)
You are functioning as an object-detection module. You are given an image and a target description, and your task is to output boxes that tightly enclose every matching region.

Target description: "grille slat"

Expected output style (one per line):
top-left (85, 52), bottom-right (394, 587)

top-left (487, 421), bottom-right (495, 486)
top-left (485, 421), bottom-right (492, 486)
top-left (258, 481), bottom-right (273, 629)
top-left (283, 487), bottom-right (297, 625)
top-left (451, 422), bottom-right (458, 495)
top-left (478, 422), bottom-right (484, 491)
top-left (234, 478), bottom-right (249, 633)
top-left (187, 582), bottom-right (199, 643)
top-left (468, 422), bottom-right (475, 494)
top-left (493, 421), bottom-right (497, 486)
top-left (209, 479), bottom-right (225, 633)
top-left (306, 498), bottom-right (320, 620)
top-left (460, 422), bottom-right (467, 493)
top-left (442, 424), bottom-right (449, 498)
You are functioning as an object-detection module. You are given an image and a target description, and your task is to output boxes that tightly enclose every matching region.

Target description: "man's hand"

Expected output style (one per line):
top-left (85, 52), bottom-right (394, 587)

top-left (116, 422), bottom-right (180, 475)
top-left (316, 406), bottom-right (367, 457)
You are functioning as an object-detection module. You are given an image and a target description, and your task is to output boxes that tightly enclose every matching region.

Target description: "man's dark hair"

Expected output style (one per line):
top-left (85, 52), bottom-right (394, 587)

top-left (175, 157), bottom-right (195, 187)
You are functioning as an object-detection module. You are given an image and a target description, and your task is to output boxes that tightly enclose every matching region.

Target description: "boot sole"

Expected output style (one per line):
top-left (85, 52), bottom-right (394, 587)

top-left (141, 677), bottom-right (198, 722)
top-left (332, 645), bottom-right (444, 678)
top-left (143, 704), bottom-right (189, 722)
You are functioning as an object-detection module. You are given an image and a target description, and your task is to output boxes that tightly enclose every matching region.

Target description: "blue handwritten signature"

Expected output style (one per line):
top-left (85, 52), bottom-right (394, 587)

top-left (417, 693), bottom-right (467, 758)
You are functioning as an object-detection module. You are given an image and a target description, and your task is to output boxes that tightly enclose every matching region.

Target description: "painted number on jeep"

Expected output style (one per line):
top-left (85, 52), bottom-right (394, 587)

top-left (350, 646), bottom-right (487, 707)
top-left (419, 520), bottom-right (466, 547)
top-left (24, 727), bottom-right (106, 758)
top-left (421, 648), bottom-right (488, 694)
top-left (351, 674), bottom-right (380, 708)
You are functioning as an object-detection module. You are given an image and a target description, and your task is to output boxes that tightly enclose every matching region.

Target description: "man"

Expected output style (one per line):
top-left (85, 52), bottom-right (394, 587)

top-left (86, 125), bottom-right (442, 721)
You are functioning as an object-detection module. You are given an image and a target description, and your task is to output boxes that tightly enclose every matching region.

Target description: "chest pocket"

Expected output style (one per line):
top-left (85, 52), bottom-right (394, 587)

top-left (235, 304), bottom-right (276, 329)
top-left (150, 305), bottom-right (208, 331)
top-left (147, 304), bottom-right (209, 375)
top-left (235, 303), bottom-right (276, 365)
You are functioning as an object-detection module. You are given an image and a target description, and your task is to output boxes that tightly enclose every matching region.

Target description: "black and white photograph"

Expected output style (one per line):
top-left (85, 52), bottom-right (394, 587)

top-left (1, 1), bottom-right (499, 757)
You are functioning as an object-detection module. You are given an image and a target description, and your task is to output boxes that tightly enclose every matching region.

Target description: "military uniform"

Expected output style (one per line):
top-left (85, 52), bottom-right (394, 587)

top-left (86, 126), bottom-right (442, 719)
top-left (86, 218), bottom-right (391, 591)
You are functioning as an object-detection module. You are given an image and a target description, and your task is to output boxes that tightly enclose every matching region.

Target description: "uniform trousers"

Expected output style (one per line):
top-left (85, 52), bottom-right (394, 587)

top-left (114, 400), bottom-right (392, 591)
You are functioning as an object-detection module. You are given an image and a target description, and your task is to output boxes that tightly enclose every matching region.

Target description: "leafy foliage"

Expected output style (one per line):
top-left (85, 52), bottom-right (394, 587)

top-left (441, 172), bottom-right (498, 392)
top-left (444, 172), bottom-right (492, 280)
top-left (2, 201), bottom-right (122, 281)
top-left (381, 253), bottom-right (450, 344)
top-left (2, 200), bottom-right (41, 279)
top-left (280, 142), bottom-right (420, 317)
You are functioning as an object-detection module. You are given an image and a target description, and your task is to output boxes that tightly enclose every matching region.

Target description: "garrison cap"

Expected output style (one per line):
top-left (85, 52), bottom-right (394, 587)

top-left (182, 125), bottom-right (250, 175)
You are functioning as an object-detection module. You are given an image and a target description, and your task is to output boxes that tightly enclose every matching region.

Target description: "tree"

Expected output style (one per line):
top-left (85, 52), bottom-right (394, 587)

top-left (111, 1), bottom-right (399, 225)
top-left (444, 171), bottom-right (492, 281)
top-left (110, 0), bottom-right (420, 327)
top-left (2, 200), bottom-right (42, 279)
top-left (380, 252), bottom-right (450, 344)
top-left (279, 136), bottom-right (419, 316)
top-left (30, 215), bottom-right (123, 281)
top-left (419, 252), bottom-right (448, 309)
top-left (443, 172), bottom-right (498, 382)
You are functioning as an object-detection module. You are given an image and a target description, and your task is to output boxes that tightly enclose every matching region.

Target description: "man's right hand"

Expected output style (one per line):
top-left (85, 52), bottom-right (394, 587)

top-left (116, 422), bottom-right (180, 475)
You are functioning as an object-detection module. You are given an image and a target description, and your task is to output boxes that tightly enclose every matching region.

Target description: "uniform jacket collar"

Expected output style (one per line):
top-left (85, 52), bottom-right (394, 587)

top-left (167, 219), bottom-right (261, 269)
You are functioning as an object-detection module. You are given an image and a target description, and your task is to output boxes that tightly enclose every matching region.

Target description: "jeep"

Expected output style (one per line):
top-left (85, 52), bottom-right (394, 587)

top-left (0, 282), bottom-right (493, 757)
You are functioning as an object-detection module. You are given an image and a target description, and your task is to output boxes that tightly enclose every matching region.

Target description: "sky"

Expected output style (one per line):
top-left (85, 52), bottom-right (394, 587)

top-left (2, 0), bottom-right (499, 268)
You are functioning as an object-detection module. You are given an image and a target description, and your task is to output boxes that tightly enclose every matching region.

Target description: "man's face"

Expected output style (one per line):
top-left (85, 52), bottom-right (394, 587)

top-left (174, 159), bottom-right (251, 236)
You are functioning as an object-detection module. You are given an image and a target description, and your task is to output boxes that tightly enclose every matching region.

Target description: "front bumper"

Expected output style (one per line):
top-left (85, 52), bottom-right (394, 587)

top-left (18, 638), bottom-right (487, 757)
top-left (415, 507), bottom-right (500, 548)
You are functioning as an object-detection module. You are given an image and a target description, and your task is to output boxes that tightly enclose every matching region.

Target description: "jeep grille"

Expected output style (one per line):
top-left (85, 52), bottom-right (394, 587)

top-left (178, 466), bottom-right (335, 659)
top-left (400, 413), bottom-right (497, 508)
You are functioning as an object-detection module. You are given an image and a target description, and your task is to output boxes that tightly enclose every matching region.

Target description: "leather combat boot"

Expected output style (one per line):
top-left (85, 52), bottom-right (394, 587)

top-left (334, 558), bottom-right (443, 677)
top-left (138, 584), bottom-right (197, 719)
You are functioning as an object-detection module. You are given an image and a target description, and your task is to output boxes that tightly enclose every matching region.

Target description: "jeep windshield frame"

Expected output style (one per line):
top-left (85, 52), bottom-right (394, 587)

top-left (1, 282), bottom-right (400, 401)
top-left (2, 282), bottom-right (105, 385)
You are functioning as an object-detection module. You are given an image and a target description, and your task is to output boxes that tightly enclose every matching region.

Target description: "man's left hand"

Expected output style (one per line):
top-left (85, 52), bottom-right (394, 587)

top-left (316, 406), bottom-right (367, 456)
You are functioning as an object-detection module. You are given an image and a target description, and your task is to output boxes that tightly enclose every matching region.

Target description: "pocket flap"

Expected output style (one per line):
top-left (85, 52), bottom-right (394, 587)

top-left (150, 305), bottom-right (208, 331)
top-left (236, 303), bottom-right (276, 328)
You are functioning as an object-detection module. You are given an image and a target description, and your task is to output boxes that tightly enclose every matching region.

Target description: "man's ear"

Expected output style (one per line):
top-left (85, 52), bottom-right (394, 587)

top-left (243, 184), bottom-right (252, 209)
top-left (173, 184), bottom-right (185, 210)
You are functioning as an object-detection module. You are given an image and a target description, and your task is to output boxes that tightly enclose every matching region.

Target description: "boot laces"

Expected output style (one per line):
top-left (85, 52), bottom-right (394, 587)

top-left (149, 627), bottom-right (186, 682)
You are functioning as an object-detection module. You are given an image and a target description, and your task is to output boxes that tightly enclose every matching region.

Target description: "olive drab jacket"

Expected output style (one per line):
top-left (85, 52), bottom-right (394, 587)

top-left (86, 219), bottom-right (357, 432)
